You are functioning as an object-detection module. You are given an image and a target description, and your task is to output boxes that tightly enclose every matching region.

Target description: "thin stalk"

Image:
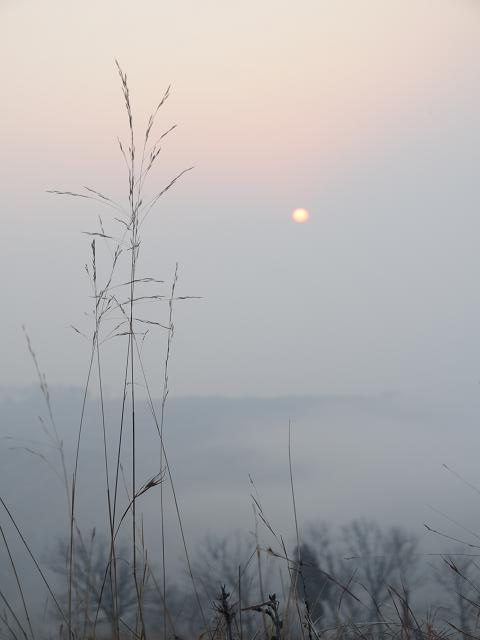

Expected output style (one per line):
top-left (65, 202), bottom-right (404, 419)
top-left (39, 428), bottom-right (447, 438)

top-left (0, 495), bottom-right (66, 626)
top-left (0, 525), bottom-right (34, 640)
top-left (159, 262), bottom-right (178, 640)
top-left (289, 420), bottom-right (308, 640)
top-left (253, 504), bottom-right (269, 640)
top-left (0, 589), bottom-right (29, 640)
top-left (92, 239), bottom-right (119, 639)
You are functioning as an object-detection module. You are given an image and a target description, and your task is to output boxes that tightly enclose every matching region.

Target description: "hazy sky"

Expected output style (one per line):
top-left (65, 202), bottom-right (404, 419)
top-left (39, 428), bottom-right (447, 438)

top-left (5, 7), bottom-right (480, 627)
top-left (3, 0), bottom-right (480, 397)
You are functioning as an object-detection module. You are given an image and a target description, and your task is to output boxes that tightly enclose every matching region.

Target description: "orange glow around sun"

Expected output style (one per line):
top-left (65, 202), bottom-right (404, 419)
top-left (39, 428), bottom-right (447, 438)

top-left (292, 208), bottom-right (309, 223)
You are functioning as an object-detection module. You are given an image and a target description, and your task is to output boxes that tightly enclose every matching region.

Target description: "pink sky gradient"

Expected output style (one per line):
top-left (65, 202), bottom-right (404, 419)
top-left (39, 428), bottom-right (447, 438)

top-left (3, 0), bottom-right (480, 396)
top-left (4, 1), bottom-right (480, 191)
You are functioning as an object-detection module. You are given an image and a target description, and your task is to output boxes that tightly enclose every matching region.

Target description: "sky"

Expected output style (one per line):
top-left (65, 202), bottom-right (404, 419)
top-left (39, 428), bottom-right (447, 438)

top-left (2, 0), bottom-right (480, 398)
top-left (5, 4), bottom-right (480, 629)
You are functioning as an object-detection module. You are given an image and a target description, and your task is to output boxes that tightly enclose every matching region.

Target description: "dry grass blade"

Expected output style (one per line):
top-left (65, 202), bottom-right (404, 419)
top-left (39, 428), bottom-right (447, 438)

top-left (0, 495), bottom-right (67, 627)
top-left (139, 166), bottom-right (194, 225)
top-left (47, 189), bottom-right (127, 216)
top-left (423, 525), bottom-right (480, 550)
top-left (0, 524), bottom-right (35, 640)
top-left (0, 587), bottom-right (30, 640)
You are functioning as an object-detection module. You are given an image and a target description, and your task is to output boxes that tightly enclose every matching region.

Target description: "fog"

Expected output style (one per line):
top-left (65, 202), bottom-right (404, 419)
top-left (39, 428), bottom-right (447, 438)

top-left (2, 386), bottom-right (480, 551)
top-left (2, 386), bottom-right (480, 631)
top-left (3, 1), bottom-right (480, 636)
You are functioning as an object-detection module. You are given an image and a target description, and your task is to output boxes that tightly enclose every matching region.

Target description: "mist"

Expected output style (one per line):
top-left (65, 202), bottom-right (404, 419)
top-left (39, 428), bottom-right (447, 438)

top-left (3, 1), bottom-right (480, 638)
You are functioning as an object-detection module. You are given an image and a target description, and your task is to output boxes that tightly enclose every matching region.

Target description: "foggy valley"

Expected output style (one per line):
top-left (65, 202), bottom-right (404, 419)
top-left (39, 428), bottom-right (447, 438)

top-left (4, 1), bottom-right (480, 638)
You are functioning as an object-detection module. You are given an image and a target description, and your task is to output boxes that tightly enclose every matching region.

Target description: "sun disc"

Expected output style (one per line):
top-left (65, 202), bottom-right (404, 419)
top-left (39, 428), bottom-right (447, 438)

top-left (292, 208), bottom-right (309, 223)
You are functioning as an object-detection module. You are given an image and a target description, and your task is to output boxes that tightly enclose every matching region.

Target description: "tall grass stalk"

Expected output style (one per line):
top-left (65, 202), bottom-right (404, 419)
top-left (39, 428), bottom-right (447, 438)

top-left (46, 60), bottom-right (198, 639)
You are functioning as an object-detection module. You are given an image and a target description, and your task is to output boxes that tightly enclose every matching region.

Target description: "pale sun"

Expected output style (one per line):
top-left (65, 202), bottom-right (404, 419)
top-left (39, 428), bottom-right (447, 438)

top-left (291, 208), bottom-right (309, 223)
